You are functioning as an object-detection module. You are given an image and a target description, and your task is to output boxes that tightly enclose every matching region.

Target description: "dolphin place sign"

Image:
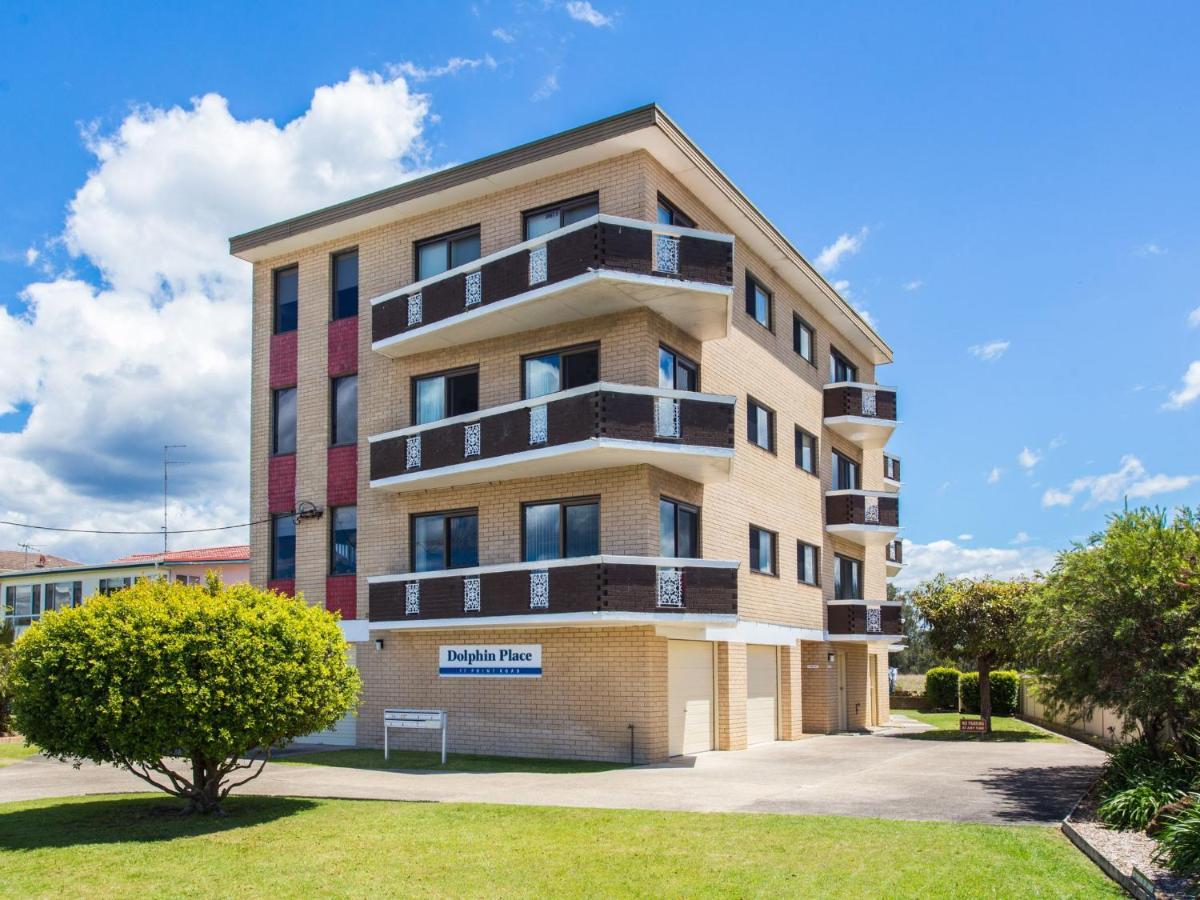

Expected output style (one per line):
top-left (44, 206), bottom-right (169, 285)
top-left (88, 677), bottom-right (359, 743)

top-left (438, 645), bottom-right (542, 678)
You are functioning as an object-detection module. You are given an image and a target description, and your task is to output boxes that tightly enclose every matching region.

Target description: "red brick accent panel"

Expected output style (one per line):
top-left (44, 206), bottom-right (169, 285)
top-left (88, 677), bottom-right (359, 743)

top-left (327, 316), bottom-right (358, 376)
top-left (268, 454), bottom-right (296, 513)
top-left (268, 579), bottom-right (296, 597)
top-left (326, 444), bottom-right (358, 507)
top-left (270, 331), bottom-right (298, 388)
top-left (326, 575), bottom-right (357, 619)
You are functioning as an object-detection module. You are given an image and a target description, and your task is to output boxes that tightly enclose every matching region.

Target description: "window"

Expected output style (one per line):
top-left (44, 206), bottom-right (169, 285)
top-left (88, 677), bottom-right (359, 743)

top-left (273, 266), bottom-right (298, 334)
top-left (656, 194), bottom-right (695, 228)
top-left (797, 541), bottom-right (820, 586)
top-left (6, 585), bottom-right (38, 628)
top-left (415, 226), bottom-right (481, 281)
top-left (830, 347), bottom-right (858, 384)
top-left (660, 498), bottom-right (699, 558)
top-left (793, 314), bottom-right (815, 364)
top-left (98, 577), bottom-right (132, 596)
top-left (412, 510), bottom-right (478, 572)
top-left (523, 193), bottom-right (599, 240)
top-left (832, 450), bottom-right (860, 490)
top-left (658, 345), bottom-right (698, 391)
top-left (331, 375), bottom-right (358, 446)
top-left (747, 397), bottom-right (775, 452)
top-left (272, 387), bottom-right (297, 455)
top-left (749, 526), bottom-right (777, 576)
top-left (522, 498), bottom-right (599, 562)
top-left (413, 367), bottom-right (479, 425)
top-left (271, 514), bottom-right (296, 580)
top-left (329, 506), bottom-right (357, 575)
top-left (745, 273), bottom-right (772, 330)
top-left (834, 554), bottom-right (862, 600)
top-left (884, 455), bottom-right (900, 481)
top-left (331, 250), bottom-right (358, 320)
top-left (43, 581), bottom-right (76, 612)
top-left (523, 345), bottom-right (599, 399)
top-left (795, 427), bottom-right (818, 474)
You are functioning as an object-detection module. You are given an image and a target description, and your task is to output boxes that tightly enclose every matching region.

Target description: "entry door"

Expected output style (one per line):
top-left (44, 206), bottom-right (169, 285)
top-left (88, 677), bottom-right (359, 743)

top-left (668, 640), bottom-right (714, 756)
top-left (836, 651), bottom-right (848, 731)
top-left (746, 645), bottom-right (779, 745)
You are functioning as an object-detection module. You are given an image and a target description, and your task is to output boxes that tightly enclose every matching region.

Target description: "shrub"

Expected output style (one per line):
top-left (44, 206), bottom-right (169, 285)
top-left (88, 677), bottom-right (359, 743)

top-left (1155, 794), bottom-right (1200, 876)
top-left (11, 577), bottom-right (360, 814)
top-left (1099, 783), bottom-right (1185, 831)
top-left (924, 667), bottom-right (960, 710)
top-left (1095, 741), bottom-right (1200, 832)
top-left (960, 670), bottom-right (1019, 716)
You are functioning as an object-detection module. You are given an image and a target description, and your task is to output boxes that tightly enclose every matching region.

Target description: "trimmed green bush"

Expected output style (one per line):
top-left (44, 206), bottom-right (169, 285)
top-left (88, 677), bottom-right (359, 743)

top-left (1156, 794), bottom-right (1200, 876)
top-left (960, 670), bottom-right (1019, 716)
top-left (924, 667), bottom-right (960, 710)
top-left (1099, 783), bottom-right (1185, 831)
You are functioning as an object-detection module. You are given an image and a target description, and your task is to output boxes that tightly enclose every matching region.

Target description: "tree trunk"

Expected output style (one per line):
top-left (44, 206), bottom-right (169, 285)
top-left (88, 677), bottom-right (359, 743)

top-left (186, 755), bottom-right (225, 815)
top-left (979, 655), bottom-right (993, 734)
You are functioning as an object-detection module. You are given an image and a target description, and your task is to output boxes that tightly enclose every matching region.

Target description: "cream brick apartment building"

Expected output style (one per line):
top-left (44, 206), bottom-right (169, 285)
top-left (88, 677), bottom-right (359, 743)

top-left (231, 105), bottom-right (905, 762)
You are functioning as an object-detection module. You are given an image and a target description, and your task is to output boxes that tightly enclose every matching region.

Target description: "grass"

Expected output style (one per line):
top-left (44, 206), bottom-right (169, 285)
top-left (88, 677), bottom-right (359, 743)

top-left (0, 743), bottom-right (38, 768)
top-left (0, 794), bottom-right (1118, 898)
top-left (276, 747), bottom-right (626, 774)
top-left (901, 711), bottom-right (1067, 743)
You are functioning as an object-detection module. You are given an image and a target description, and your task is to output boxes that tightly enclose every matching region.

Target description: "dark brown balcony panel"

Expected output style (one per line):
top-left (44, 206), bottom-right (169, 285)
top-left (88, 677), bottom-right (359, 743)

top-left (367, 558), bottom-right (739, 623)
top-left (825, 493), bottom-right (900, 528)
top-left (886, 540), bottom-right (903, 565)
top-left (370, 385), bottom-right (735, 489)
top-left (371, 216), bottom-right (734, 350)
top-left (827, 603), bottom-right (902, 637)
top-left (823, 385), bottom-right (898, 421)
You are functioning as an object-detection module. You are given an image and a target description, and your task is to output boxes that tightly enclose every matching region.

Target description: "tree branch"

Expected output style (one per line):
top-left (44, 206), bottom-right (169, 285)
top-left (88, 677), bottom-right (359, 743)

top-left (218, 751), bottom-right (272, 800)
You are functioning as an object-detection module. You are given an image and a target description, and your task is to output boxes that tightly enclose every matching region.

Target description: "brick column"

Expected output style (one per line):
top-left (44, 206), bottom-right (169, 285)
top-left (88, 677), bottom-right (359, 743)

top-left (801, 640), bottom-right (838, 733)
top-left (779, 643), bottom-right (804, 739)
top-left (716, 641), bottom-right (747, 750)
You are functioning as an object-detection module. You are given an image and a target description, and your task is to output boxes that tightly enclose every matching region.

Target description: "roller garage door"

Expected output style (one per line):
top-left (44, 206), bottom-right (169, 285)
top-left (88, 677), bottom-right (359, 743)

top-left (668, 640), bottom-right (714, 756)
top-left (746, 645), bottom-right (778, 745)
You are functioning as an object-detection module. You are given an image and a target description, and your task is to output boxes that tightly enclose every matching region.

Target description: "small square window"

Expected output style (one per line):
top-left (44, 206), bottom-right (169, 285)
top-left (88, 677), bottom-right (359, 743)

top-left (415, 227), bottom-right (482, 281)
top-left (795, 428), bottom-right (818, 474)
top-left (793, 314), bottom-right (814, 363)
top-left (747, 398), bottom-right (775, 453)
top-left (749, 526), bottom-right (777, 576)
top-left (797, 541), bottom-right (820, 586)
top-left (745, 273), bottom-right (772, 330)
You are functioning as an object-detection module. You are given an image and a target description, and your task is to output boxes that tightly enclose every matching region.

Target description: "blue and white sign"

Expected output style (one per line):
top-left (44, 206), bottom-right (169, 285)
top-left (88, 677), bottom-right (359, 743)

top-left (439, 644), bottom-right (542, 678)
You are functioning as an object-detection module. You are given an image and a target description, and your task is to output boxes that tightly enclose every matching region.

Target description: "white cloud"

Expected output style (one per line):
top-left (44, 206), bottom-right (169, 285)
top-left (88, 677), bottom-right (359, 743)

top-left (1011, 531), bottom-right (1031, 545)
top-left (987, 466), bottom-right (1002, 484)
top-left (1017, 447), bottom-right (1042, 470)
top-left (852, 304), bottom-right (875, 327)
top-left (969, 339), bottom-right (1010, 362)
top-left (1137, 242), bottom-right (1167, 257)
top-left (1163, 361), bottom-right (1200, 410)
top-left (1040, 455), bottom-right (1199, 509)
top-left (815, 227), bottom-right (868, 274)
top-left (565, 1), bottom-right (613, 27)
top-left (391, 56), bottom-right (496, 82)
top-left (24, 247), bottom-right (39, 266)
top-left (957, 534), bottom-right (973, 541)
top-left (1187, 306), bottom-right (1200, 328)
top-left (532, 70), bottom-right (560, 101)
top-left (902, 279), bottom-right (923, 292)
top-left (1049, 434), bottom-right (1067, 450)
top-left (893, 538), bottom-right (1055, 589)
top-left (0, 69), bottom-right (437, 562)
top-left (492, 27), bottom-right (516, 43)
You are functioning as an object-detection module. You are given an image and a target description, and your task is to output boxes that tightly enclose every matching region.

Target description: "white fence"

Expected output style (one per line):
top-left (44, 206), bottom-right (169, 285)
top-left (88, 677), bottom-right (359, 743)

top-left (1019, 677), bottom-right (1132, 746)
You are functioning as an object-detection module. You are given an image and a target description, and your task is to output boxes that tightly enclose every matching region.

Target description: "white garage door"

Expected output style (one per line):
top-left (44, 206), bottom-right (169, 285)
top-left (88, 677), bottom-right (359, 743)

top-left (746, 645), bottom-right (778, 746)
top-left (300, 647), bottom-right (358, 747)
top-left (668, 640), bottom-right (714, 756)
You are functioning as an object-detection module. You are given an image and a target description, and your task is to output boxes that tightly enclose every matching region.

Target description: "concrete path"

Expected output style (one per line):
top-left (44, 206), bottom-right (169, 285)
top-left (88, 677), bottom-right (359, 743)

top-left (0, 720), bottom-right (1104, 825)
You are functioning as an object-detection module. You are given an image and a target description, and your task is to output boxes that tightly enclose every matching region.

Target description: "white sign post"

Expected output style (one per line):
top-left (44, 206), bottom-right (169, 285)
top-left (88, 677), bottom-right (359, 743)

top-left (383, 708), bottom-right (447, 765)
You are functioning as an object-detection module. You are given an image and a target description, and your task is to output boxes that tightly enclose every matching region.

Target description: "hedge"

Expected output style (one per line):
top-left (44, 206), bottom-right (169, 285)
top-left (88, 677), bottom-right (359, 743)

top-left (960, 671), bottom-right (1019, 716)
top-left (924, 667), bottom-right (961, 710)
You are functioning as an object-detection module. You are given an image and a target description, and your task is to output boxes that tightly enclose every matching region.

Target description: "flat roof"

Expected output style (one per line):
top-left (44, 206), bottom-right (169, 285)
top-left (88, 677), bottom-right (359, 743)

top-left (229, 104), bottom-right (892, 365)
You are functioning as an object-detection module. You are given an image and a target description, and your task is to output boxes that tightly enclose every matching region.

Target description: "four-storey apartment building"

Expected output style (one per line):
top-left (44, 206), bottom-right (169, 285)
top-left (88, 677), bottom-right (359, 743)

top-left (231, 105), bottom-right (903, 761)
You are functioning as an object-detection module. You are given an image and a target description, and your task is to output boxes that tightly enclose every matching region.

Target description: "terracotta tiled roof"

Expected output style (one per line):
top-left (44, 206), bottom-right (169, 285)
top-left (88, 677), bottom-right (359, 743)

top-left (108, 545), bottom-right (250, 565)
top-left (0, 550), bottom-right (84, 572)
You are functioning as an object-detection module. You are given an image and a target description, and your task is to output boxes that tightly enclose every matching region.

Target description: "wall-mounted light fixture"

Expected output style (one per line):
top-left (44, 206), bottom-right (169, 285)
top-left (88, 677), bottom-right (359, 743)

top-left (374, 638), bottom-right (385, 652)
top-left (295, 500), bottom-right (324, 522)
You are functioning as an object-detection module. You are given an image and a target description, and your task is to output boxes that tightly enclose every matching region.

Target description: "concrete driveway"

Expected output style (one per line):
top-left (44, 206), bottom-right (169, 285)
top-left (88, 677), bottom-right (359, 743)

top-left (0, 720), bottom-right (1104, 825)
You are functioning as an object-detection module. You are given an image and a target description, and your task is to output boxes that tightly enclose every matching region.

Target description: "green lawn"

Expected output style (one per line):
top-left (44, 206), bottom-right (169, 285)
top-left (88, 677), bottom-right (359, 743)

top-left (277, 747), bottom-right (625, 774)
top-left (901, 711), bottom-right (1066, 743)
top-left (0, 794), bottom-right (1116, 898)
top-left (0, 743), bottom-right (38, 768)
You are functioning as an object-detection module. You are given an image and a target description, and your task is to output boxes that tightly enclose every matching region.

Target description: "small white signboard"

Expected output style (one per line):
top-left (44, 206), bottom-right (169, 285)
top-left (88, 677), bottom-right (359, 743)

top-left (383, 708), bottom-right (447, 763)
top-left (439, 644), bottom-right (542, 678)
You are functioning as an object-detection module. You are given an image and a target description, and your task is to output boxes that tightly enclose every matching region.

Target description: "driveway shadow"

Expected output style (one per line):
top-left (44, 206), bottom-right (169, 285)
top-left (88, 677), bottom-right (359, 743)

top-left (0, 795), bottom-right (317, 851)
top-left (969, 765), bottom-right (1101, 823)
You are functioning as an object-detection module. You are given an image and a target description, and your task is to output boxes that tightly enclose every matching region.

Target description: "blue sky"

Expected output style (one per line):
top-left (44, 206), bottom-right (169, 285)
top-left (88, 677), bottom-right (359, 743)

top-left (1, 1), bottom-right (1197, 574)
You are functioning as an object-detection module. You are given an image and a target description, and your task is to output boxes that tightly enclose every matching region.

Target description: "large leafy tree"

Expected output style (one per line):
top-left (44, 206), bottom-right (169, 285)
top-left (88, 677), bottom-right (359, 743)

top-left (889, 585), bottom-right (943, 674)
top-left (11, 577), bottom-right (360, 813)
top-left (1025, 507), bottom-right (1200, 755)
top-left (910, 575), bottom-right (1033, 731)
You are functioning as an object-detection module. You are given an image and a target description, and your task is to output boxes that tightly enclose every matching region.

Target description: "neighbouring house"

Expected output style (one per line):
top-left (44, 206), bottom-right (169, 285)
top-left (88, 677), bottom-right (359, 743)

top-left (0, 545), bottom-right (250, 636)
top-left (230, 104), bottom-right (903, 761)
top-left (0, 551), bottom-right (81, 574)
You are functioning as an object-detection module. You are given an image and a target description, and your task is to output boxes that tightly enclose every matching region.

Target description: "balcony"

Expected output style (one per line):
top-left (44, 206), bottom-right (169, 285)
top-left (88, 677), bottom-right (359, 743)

top-left (823, 382), bottom-right (898, 450)
top-left (369, 383), bottom-right (735, 492)
top-left (366, 556), bottom-right (739, 628)
top-left (883, 454), bottom-right (901, 491)
top-left (886, 539), bottom-right (905, 577)
top-left (825, 490), bottom-right (900, 547)
top-left (371, 215), bottom-right (734, 358)
top-left (826, 600), bottom-right (902, 639)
